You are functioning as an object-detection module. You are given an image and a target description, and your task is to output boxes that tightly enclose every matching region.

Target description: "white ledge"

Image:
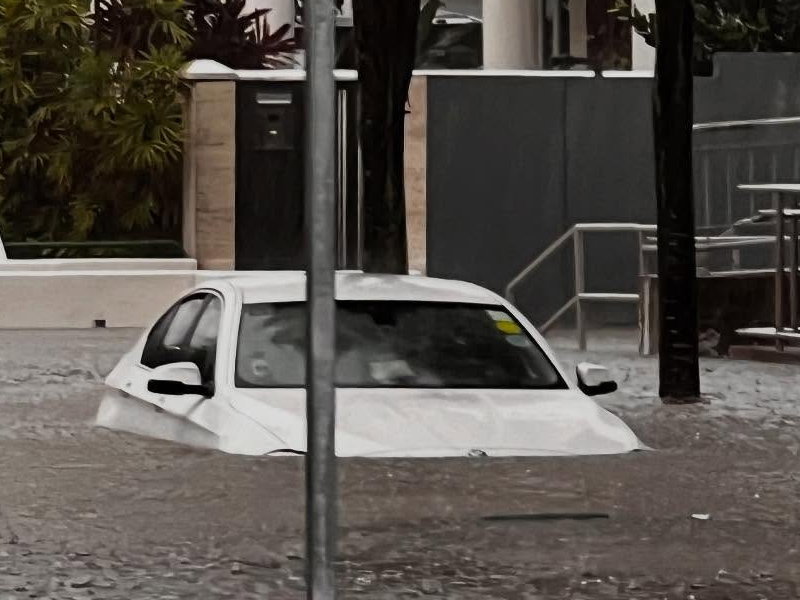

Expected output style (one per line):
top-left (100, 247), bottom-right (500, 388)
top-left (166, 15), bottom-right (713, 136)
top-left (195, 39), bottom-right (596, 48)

top-left (180, 60), bottom-right (358, 82)
top-left (412, 68), bottom-right (596, 78)
top-left (738, 183), bottom-right (800, 193)
top-left (601, 70), bottom-right (654, 78)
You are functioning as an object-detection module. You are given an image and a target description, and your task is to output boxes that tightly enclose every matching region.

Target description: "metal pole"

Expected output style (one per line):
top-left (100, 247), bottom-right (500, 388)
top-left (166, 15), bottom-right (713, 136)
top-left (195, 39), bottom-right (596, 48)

top-left (791, 214), bottom-right (798, 331)
top-left (702, 153), bottom-right (711, 228)
top-left (574, 230), bottom-right (586, 351)
top-left (774, 192), bottom-right (785, 351)
top-left (304, 0), bottom-right (337, 597)
top-left (637, 230), bottom-right (646, 277)
top-left (537, 0), bottom-right (547, 67)
top-left (747, 151), bottom-right (755, 215)
top-left (551, 0), bottom-right (563, 60)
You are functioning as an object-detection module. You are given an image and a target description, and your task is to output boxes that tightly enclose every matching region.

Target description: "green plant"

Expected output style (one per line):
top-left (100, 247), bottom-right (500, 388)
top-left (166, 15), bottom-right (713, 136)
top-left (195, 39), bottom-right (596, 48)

top-left (612, 0), bottom-right (800, 66)
top-left (415, 0), bottom-right (481, 69)
top-left (0, 0), bottom-right (301, 246)
top-left (94, 0), bottom-right (192, 59)
top-left (0, 0), bottom-right (186, 242)
top-left (186, 0), bottom-right (296, 68)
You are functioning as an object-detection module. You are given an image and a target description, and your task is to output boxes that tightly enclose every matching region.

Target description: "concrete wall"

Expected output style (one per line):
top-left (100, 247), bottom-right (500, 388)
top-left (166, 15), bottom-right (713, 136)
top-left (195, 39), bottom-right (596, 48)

top-left (0, 264), bottom-right (304, 329)
top-left (0, 259), bottom-right (196, 272)
top-left (0, 272), bottom-right (196, 329)
top-left (405, 76), bottom-right (428, 274)
top-left (0, 259), bottom-right (198, 328)
top-left (183, 81), bottom-right (237, 270)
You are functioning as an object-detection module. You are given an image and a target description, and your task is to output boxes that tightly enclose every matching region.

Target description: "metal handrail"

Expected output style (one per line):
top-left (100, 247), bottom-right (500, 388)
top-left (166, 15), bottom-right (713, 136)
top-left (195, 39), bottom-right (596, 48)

top-left (505, 223), bottom-right (654, 303)
top-left (505, 223), bottom-right (656, 350)
top-left (505, 222), bottom-right (792, 351)
top-left (693, 116), bottom-right (800, 132)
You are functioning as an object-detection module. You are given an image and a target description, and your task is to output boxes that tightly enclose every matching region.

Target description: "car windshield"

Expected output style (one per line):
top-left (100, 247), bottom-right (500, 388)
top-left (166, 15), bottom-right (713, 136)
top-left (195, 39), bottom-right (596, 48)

top-left (235, 301), bottom-right (566, 389)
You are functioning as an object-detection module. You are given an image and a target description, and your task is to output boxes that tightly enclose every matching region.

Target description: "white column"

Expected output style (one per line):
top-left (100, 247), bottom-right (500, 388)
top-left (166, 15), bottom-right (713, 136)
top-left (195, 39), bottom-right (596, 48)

top-left (569, 0), bottom-right (587, 58)
top-left (482, 0), bottom-right (543, 69)
top-left (632, 0), bottom-right (656, 70)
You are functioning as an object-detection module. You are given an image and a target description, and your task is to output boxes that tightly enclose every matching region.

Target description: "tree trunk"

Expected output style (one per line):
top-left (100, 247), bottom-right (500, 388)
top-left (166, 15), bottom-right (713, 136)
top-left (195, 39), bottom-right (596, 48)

top-left (352, 0), bottom-right (419, 274)
top-left (653, 0), bottom-right (700, 402)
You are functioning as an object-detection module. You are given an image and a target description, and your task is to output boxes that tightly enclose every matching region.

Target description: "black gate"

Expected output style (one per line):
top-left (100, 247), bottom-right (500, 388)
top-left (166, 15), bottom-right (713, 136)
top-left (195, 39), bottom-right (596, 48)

top-left (235, 79), bottom-right (359, 270)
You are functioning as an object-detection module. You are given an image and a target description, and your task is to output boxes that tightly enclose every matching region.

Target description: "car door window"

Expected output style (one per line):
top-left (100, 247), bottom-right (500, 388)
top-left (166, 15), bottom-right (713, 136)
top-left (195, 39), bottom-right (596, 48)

top-left (163, 299), bottom-right (205, 347)
top-left (141, 296), bottom-right (207, 370)
top-left (187, 296), bottom-right (222, 382)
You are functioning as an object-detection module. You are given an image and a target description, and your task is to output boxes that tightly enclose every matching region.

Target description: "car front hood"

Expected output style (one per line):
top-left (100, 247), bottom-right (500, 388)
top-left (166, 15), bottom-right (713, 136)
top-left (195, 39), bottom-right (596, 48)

top-left (230, 388), bottom-right (643, 458)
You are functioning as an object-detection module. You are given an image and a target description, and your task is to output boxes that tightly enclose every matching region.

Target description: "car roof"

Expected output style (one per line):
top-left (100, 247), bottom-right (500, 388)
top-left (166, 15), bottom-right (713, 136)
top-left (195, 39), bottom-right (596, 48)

top-left (202, 271), bottom-right (504, 305)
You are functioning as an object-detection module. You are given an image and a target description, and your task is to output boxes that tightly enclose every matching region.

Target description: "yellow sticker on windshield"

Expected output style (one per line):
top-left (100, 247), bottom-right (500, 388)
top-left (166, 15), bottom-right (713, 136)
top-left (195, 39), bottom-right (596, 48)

top-left (496, 320), bottom-right (521, 335)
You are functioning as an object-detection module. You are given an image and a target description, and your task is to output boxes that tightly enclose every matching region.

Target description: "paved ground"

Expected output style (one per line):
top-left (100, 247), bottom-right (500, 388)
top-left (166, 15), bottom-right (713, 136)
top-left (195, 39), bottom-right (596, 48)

top-left (0, 328), bottom-right (799, 599)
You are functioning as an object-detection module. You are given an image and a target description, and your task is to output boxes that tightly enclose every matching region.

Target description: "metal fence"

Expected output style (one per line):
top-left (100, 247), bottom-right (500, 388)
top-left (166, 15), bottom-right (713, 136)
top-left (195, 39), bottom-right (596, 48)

top-left (503, 116), bottom-right (800, 350)
top-left (693, 116), bottom-right (800, 232)
top-left (735, 184), bottom-right (800, 350)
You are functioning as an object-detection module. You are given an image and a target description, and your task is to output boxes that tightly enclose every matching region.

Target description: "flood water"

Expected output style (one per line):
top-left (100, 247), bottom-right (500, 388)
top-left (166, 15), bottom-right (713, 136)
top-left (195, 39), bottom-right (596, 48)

top-left (0, 329), bottom-right (798, 599)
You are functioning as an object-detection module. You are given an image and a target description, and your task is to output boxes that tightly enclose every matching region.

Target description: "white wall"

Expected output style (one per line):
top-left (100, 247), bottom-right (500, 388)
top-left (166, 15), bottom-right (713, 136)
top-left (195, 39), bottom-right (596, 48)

top-left (243, 0), bottom-right (295, 31)
top-left (0, 259), bottom-right (198, 328)
top-left (0, 272), bottom-right (196, 328)
top-left (632, 0), bottom-right (656, 70)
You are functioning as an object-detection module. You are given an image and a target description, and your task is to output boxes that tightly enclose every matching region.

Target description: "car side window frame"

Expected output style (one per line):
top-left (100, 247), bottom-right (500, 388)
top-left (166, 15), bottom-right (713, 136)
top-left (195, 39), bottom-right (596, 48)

top-left (186, 295), bottom-right (224, 383)
top-left (140, 292), bottom-right (224, 382)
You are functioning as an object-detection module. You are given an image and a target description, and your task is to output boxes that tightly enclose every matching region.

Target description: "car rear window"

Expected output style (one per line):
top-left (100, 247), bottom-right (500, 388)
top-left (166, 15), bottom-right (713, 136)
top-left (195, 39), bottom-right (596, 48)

top-left (235, 301), bottom-right (567, 390)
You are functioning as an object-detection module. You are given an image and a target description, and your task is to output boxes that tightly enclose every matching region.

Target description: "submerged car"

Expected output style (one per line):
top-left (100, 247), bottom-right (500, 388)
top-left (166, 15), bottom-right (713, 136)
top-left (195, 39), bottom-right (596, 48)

top-left (96, 272), bottom-right (643, 457)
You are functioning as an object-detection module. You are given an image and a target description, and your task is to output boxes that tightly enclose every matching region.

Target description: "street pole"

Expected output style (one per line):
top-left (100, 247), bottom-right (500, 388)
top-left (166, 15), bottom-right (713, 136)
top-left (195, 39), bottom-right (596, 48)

top-left (653, 0), bottom-right (700, 402)
top-left (304, 0), bottom-right (337, 598)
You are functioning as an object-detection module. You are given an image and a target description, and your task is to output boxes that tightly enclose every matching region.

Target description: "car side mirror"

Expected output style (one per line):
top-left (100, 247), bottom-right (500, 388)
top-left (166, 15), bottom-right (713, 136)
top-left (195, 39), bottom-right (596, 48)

top-left (576, 362), bottom-right (618, 397)
top-left (147, 362), bottom-right (213, 398)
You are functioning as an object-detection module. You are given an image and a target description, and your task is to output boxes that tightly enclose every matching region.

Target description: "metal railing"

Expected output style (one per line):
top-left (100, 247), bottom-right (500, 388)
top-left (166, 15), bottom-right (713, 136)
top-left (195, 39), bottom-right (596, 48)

top-left (505, 222), bottom-right (786, 351)
top-left (735, 184), bottom-right (800, 349)
top-left (504, 116), bottom-right (800, 352)
top-left (505, 223), bottom-right (655, 351)
top-left (693, 116), bottom-right (800, 231)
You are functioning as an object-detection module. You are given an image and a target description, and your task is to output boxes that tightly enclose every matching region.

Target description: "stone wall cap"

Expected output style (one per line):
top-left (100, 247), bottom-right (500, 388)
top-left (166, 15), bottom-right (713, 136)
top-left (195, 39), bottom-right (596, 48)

top-left (180, 60), bottom-right (238, 80)
top-left (412, 68), bottom-right (596, 78)
top-left (180, 60), bottom-right (358, 82)
top-left (234, 68), bottom-right (358, 81)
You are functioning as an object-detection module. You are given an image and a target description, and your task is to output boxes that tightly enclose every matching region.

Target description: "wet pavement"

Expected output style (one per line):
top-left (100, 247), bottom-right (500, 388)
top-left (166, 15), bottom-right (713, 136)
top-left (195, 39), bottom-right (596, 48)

top-left (0, 328), bottom-right (799, 599)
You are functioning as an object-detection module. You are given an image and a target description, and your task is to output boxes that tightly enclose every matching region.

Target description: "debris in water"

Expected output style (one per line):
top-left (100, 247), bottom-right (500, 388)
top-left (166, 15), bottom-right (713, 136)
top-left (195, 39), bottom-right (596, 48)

top-left (483, 512), bottom-right (609, 522)
top-left (67, 575), bottom-right (94, 588)
top-left (421, 579), bottom-right (443, 595)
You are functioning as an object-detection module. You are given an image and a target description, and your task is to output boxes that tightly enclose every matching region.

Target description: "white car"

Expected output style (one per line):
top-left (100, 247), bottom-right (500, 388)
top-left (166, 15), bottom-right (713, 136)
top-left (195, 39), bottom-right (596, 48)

top-left (96, 272), bottom-right (643, 457)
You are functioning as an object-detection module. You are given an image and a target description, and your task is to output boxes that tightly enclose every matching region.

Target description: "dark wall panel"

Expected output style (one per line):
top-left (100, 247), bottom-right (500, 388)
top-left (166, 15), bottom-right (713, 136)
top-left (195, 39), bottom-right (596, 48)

top-left (425, 54), bottom-right (800, 328)
top-left (426, 76), bottom-right (570, 322)
top-left (696, 53), bottom-right (800, 122)
top-left (566, 77), bottom-right (654, 308)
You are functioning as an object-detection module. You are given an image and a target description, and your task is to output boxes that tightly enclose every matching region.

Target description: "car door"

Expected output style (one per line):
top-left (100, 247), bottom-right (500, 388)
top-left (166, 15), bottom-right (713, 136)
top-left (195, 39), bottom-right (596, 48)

top-left (129, 293), bottom-right (216, 417)
top-left (164, 293), bottom-right (223, 419)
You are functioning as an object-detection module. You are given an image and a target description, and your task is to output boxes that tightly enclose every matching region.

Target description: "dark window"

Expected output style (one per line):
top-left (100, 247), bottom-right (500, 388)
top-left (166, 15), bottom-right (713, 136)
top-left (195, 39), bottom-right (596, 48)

top-left (141, 294), bottom-right (222, 382)
top-left (235, 301), bottom-right (567, 390)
